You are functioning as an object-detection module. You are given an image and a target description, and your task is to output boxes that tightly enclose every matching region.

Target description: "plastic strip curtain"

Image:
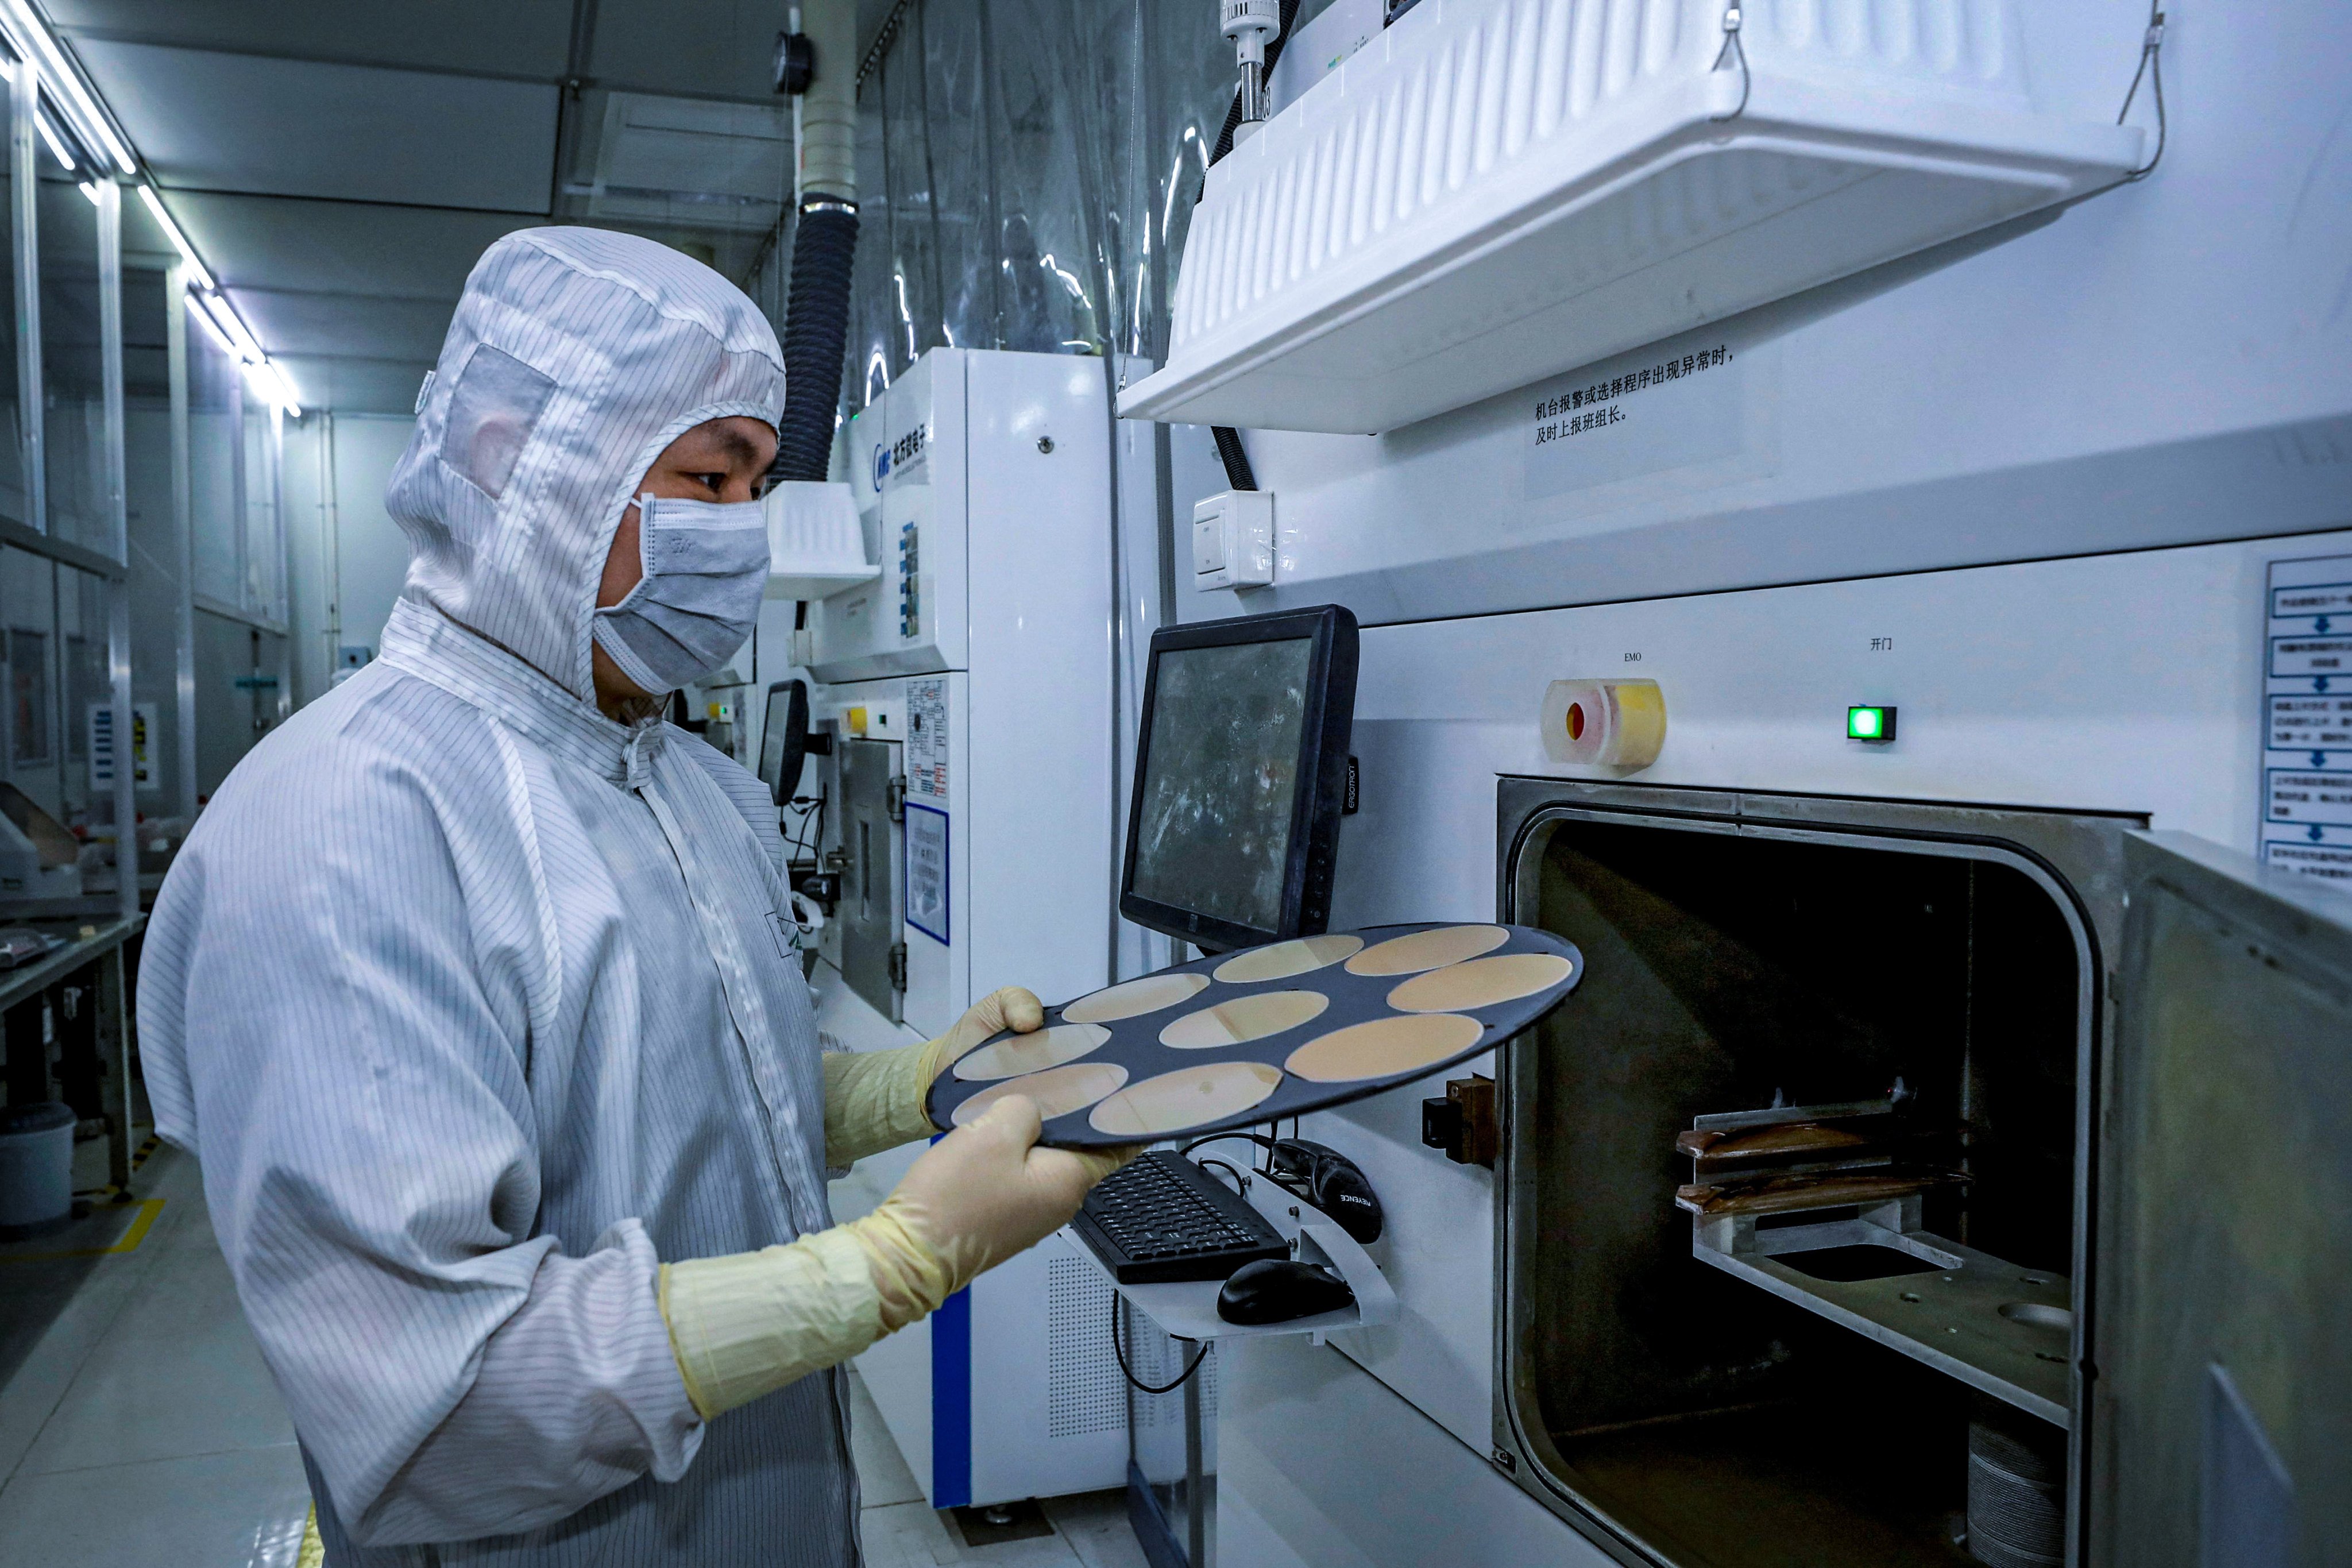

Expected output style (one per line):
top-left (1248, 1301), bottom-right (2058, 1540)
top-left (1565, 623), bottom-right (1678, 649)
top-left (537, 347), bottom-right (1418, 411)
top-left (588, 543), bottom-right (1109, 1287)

top-left (841, 0), bottom-right (1240, 403)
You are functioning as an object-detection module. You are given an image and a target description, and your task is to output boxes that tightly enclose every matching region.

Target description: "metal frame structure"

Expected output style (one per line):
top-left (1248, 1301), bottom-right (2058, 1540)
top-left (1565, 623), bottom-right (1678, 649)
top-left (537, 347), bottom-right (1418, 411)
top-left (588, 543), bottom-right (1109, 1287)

top-left (12, 69), bottom-right (41, 548)
top-left (164, 258), bottom-right (195, 818)
top-left (0, 64), bottom-right (142, 926)
top-left (0, 64), bottom-right (159, 1190)
top-left (0, 58), bottom-right (290, 901)
top-left (96, 177), bottom-right (133, 929)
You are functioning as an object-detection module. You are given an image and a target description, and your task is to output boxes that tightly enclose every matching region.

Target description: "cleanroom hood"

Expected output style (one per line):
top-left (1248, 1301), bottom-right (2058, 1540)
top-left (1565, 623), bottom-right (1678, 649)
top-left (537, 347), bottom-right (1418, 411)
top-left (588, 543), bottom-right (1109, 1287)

top-left (386, 227), bottom-right (786, 704)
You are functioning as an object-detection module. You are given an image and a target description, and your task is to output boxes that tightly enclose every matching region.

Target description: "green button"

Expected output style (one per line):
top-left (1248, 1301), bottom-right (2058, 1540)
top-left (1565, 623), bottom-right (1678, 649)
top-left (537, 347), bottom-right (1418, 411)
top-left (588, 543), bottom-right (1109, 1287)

top-left (1847, 705), bottom-right (1895, 742)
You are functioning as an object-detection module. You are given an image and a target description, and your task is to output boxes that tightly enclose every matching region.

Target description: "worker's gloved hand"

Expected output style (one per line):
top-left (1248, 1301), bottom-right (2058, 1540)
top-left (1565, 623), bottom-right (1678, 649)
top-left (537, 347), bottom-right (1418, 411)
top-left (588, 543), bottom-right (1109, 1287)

top-left (849, 1095), bottom-right (1134, 1334)
top-left (661, 1092), bottom-right (1131, 1420)
top-left (918, 986), bottom-right (1045, 1082)
top-left (820, 986), bottom-right (1045, 1166)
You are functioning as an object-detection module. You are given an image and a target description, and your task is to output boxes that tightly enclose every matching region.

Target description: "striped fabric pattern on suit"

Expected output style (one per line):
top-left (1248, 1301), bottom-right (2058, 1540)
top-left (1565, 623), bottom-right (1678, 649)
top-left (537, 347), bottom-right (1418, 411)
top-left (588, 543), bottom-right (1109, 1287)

top-left (137, 229), bottom-right (863, 1566)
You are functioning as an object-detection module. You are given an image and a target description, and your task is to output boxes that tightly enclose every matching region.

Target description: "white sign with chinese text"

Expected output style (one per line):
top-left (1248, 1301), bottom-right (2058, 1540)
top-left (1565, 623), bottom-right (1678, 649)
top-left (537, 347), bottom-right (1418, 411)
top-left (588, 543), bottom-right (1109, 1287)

top-left (1524, 340), bottom-right (1751, 503)
top-left (905, 801), bottom-right (948, 944)
top-left (2260, 553), bottom-right (2352, 880)
top-left (907, 676), bottom-right (948, 800)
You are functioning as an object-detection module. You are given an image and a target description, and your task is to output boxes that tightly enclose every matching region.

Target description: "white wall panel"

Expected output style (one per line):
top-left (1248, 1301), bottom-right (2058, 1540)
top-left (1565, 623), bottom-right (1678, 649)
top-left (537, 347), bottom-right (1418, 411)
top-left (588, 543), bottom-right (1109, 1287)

top-left (1173, 0), bottom-right (2352, 625)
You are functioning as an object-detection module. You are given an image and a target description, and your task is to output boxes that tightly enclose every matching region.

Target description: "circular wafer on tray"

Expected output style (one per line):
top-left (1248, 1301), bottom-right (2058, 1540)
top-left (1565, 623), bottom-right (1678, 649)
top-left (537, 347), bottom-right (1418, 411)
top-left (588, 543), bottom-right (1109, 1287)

top-left (925, 922), bottom-right (1582, 1149)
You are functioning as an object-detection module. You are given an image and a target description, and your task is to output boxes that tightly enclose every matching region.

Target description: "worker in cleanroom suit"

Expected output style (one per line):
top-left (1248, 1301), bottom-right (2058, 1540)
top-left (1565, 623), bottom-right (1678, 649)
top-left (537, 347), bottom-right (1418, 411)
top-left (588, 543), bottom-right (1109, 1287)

top-left (136, 227), bottom-right (1123, 1566)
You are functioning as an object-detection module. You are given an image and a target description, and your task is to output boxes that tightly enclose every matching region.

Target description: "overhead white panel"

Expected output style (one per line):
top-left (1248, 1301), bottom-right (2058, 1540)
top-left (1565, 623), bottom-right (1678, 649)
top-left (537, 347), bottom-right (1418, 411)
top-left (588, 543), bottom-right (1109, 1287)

top-left (1164, 0), bottom-right (2352, 628)
top-left (1120, 0), bottom-right (2142, 434)
top-left (75, 40), bottom-right (558, 213)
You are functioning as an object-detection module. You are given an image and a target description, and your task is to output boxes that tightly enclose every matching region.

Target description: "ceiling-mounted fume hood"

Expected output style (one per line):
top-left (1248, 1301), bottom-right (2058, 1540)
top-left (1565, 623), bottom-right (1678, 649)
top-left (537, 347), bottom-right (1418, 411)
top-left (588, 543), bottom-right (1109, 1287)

top-left (1118, 0), bottom-right (2146, 435)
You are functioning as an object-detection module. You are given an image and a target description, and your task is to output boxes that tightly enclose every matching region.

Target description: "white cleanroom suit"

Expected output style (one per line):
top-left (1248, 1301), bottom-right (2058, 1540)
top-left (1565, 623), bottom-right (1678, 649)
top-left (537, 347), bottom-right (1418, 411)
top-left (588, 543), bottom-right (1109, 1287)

top-left (137, 227), bottom-right (1115, 1568)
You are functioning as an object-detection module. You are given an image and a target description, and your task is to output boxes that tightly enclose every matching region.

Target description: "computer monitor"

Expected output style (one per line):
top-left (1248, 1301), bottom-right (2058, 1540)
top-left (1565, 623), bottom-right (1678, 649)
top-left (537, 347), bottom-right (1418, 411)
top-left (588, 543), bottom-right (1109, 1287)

top-left (1121, 605), bottom-right (1358, 951)
top-left (758, 679), bottom-right (812, 806)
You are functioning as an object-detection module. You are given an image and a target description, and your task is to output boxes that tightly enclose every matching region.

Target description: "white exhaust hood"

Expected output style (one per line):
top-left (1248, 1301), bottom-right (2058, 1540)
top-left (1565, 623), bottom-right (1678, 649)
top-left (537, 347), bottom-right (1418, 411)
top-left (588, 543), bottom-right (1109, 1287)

top-left (1118, 0), bottom-right (2146, 435)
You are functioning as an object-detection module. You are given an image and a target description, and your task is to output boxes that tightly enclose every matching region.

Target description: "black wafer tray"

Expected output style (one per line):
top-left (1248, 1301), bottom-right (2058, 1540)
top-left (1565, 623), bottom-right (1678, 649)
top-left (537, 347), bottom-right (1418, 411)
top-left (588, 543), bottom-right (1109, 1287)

top-left (925, 922), bottom-right (1582, 1150)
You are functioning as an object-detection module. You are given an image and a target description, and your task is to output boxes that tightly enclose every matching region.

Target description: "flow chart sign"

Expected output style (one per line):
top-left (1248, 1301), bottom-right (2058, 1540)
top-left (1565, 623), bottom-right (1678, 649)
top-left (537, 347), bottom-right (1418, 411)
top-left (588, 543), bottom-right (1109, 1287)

top-left (2261, 555), bottom-right (2352, 880)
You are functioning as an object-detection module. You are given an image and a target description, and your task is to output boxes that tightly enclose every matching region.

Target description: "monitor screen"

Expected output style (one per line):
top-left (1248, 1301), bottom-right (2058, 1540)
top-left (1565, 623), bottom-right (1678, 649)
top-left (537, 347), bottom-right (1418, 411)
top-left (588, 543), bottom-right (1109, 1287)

top-left (758, 682), bottom-right (800, 803)
top-left (1128, 636), bottom-right (1316, 935)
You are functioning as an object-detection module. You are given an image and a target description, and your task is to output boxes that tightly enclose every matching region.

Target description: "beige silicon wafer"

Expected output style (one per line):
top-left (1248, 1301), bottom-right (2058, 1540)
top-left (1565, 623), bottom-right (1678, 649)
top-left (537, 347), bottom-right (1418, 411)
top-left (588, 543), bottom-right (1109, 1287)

top-left (1061, 971), bottom-right (1211, 1024)
top-left (1284, 1014), bottom-right (1486, 1083)
top-left (950, 1061), bottom-right (1130, 1126)
top-left (1088, 1061), bottom-right (1283, 1137)
top-left (952, 1022), bottom-right (1114, 1081)
top-left (1158, 990), bottom-right (1330, 1048)
top-left (1211, 933), bottom-right (1364, 983)
top-left (1386, 953), bottom-right (1575, 1013)
top-left (1343, 925), bottom-right (1508, 976)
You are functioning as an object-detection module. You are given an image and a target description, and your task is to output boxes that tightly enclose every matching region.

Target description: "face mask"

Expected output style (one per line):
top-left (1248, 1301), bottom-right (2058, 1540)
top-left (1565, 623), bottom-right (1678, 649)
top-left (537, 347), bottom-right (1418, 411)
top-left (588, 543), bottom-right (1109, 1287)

top-left (591, 492), bottom-right (770, 697)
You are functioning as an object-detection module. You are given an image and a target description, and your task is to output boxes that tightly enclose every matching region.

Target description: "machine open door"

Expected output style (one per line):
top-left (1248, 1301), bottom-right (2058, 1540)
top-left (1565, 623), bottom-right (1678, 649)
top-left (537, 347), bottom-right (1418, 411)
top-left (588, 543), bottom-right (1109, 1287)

top-left (836, 736), bottom-right (905, 1024)
top-left (2090, 831), bottom-right (2350, 1567)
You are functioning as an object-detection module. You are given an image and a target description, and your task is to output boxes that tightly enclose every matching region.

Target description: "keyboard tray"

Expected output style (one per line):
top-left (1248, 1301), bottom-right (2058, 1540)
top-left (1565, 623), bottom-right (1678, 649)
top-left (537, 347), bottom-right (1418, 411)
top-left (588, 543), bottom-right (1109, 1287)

top-left (1071, 1152), bottom-right (1290, 1284)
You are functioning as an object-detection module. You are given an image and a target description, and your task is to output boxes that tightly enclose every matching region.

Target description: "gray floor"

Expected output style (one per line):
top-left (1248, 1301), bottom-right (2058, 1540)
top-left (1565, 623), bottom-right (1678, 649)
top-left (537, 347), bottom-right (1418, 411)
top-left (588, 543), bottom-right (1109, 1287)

top-left (0, 1142), bottom-right (1152, 1567)
top-left (847, 1363), bottom-right (1150, 1568)
top-left (0, 1144), bottom-right (312, 1567)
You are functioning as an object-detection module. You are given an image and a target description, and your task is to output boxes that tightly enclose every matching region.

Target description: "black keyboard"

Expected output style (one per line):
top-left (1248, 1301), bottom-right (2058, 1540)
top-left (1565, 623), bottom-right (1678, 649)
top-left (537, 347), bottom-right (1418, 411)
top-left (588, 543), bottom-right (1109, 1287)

top-left (1073, 1152), bottom-right (1291, 1284)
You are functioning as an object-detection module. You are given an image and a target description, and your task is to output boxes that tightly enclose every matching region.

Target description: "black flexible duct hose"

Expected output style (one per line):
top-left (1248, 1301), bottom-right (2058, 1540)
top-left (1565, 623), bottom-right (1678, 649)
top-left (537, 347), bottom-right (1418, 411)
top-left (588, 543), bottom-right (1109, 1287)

top-left (1212, 425), bottom-right (1258, 491)
top-left (1206, 0), bottom-right (1300, 493)
top-left (773, 203), bottom-right (860, 485)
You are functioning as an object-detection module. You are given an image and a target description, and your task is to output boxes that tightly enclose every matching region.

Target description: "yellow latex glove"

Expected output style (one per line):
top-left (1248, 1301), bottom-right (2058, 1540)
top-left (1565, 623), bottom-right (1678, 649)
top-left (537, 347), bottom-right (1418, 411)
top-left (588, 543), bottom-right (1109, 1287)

top-left (658, 1226), bottom-right (880, 1420)
top-left (852, 1094), bottom-right (1134, 1333)
top-left (821, 986), bottom-right (1045, 1167)
top-left (662, 1092), bottom-right (1132, 1418)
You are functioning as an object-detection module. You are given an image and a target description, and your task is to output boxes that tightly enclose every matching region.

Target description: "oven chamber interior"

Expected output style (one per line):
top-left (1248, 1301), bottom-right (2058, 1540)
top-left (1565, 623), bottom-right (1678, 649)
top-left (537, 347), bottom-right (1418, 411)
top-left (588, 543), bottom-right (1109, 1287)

top-left (1491, 782), bottom-right (2136, 1568)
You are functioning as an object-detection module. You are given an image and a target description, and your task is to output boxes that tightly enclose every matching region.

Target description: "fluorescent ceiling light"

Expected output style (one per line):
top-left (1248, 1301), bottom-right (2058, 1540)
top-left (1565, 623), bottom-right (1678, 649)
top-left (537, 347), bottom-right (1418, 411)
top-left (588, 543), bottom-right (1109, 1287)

top-left (260, 361), bottom-right (302, 419)
top-left (241, 358), bottom-right (288, 416)
top-left (184, 289), bottom-right (234, 358)
top-left (198, 291), bottom-right (264, 365)
top-left (7, 8), bottom-right (310, 412)
top-left (237, 356), bottom-right (302, 419)
top-left (1, 0), bottom-right (133, 173)
top-left (136, 184), bottom-right (213, 291)
top-left (33, 109), bottom-right (71, 172)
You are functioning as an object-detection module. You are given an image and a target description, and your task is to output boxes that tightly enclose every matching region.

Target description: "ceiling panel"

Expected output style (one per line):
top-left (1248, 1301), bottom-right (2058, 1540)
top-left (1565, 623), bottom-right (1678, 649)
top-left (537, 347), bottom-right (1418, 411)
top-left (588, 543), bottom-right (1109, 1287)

top-left (229, 288), bottom-right (457, 365)
top-left (51, 1), bottom-right (574, 77)
top-left (45, 2), bottom-right (812, 413)
top-left (75, 40), bottom-right (558, 211)
top-left (273, 353), bottom-right (438, 417)
top-left (163, 193), bottom-right (542, 302)
top-left (589, 0), bottom-right (779, 103)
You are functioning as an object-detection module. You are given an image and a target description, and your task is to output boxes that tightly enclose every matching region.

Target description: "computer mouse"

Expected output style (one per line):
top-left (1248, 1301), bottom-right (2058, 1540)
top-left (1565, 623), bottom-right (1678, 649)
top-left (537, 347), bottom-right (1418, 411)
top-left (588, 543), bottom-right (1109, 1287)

top-left (1216, 1258), bottom-right (1356, 1326)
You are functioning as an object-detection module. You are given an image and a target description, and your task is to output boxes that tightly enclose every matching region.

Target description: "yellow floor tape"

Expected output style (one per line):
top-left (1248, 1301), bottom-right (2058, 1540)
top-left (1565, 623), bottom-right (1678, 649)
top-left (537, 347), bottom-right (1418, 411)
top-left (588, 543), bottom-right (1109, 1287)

top-left (74, 1134), bottom-right (166, 1204)
top-left (0, 1198), bottom-right (164, 1264)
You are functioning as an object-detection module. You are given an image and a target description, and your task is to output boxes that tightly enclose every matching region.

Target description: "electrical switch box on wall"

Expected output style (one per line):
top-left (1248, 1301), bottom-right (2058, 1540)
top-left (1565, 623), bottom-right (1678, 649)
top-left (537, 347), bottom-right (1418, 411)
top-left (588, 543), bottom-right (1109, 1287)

top-left (1193, 488), bottom-right (1275, 590)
